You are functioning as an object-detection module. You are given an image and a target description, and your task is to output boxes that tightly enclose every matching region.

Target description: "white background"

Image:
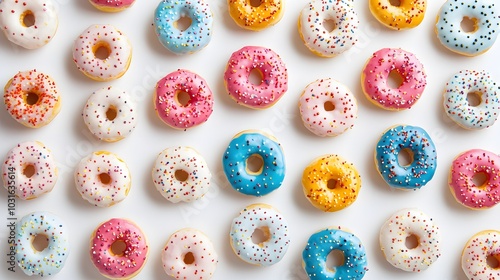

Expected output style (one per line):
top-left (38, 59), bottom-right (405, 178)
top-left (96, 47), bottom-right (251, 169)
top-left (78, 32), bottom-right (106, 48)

top-left (0, 0), bottom-right (499, 279)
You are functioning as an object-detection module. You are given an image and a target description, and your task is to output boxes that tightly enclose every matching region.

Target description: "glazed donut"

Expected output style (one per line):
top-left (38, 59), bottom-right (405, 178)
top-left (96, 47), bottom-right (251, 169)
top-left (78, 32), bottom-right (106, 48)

top-left (74, 151), bottom-right (131, 207)
top-left (89, 0), bottom-right (136, 12)
top-left (299, 78), bottom-right (358, 137)
top-left (222, 130), bottom-right (285, 196)
top-left (444, 70), bottom-right (500, 130)
top-left (379, 208), bottom-right (442, 272)
top-left (4, 69), bottom-right (61, 128)
top-left (298, 0), bottom-right (359, 57)
top-left (90, 218), bottom-right (148, 279)
top-left (436, 0), bottom-right (500, 56)
top-left (302, 227), bottom-right (368, 280)
top-left (154, 0), bottom-right (213, 55)
top-left (449, 149), bottom-right (500, 210)
top-left (16, 211), bottom-right (69, 276)
top-left (361, 48), bottom-right (427, 110)
top-left (302, 154), bottom-right (361, 212)
top-left (83, 86), bottom-right (137, 142)
top-left (230, 203), bottom-right (290, 266)
top-left (73, 24), bottom-right (132, 81)
top-left (0, 0), bottom-right (58, 49)
top-left (154, 69), bottom-right (214, 130)
top-left (228, 0), bottom-right (284, 31)
top-left (162, 228), bottom-right (218, 279)
top-left (224, 46), bottom-right (288, 109)
top-left (2, 141), bottom-right (57, 200)
top-left (369, 0), bottom-right (427, 30)
top-left (152, 146), bottom-right (211, 203)
top-left (462, 230), bottom-right (500, 279)
top-left (375, 125), bottom-right (437, 190)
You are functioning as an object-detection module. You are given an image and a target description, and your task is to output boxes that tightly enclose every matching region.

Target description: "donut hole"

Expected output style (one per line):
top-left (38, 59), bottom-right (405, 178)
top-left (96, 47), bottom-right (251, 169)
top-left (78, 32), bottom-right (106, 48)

top-left (21, 10), bottom-right (35, 27)
top-left (110, 240), bottom-right (127, 256)
top-left (387, 70), bottom-right (404, 89)
top-left (251, 226), bottom-right (270, 245)
top-left (323, 19), bottom-right (337, 33)
top-left (106, 106), bottom-right (118, 121)
top-left (25, 91), bottom-right (40, 105)
top-left (93, 42), bottom-right (111, 60)
top-left (324, 101), bottom-right (336, 112)
top-left (249, 0), bottom-right (263, 8)
top-left (32, 234), bottom-right (49, 252)
top-left (175, 16), bottom-right (192, 32)
top-left (98, 173), bottom-right (112, 185)
top-left (249, 68), bottom-right (263, 86)
top-left (246, 154), bottom-right (264, 175)
top-left (174, 169), bottom-right (189, 182)
top-left (183, 252), bottom-right (195, 265)
top-left (472, 172), bottom-right (488, 188)
top-left (23, 164), bottom-right (36, 178)
top-left (405, 234), bottom-right (419, 249)
top-left (487, 254), bottom-right (500, 269)
top-left (326, 249), bottom-right (345, 270)
top-left (467, 91), bottom-right (482, 107)
top-left (389, 0), bottom-right (402, 7)
top-left (175, 90), bottom-right (191, 107)
top-left (326, 179), bottom-right (338, 190)
top-left (397, 148), bottom-right (414, 167)
top-left (461, 16), bottom-right (478, 33)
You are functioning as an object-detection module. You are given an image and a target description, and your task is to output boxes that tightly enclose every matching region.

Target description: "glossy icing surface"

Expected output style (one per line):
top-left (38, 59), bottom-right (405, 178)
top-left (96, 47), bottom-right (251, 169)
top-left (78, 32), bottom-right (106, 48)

top-left (89, 0), bottom-right (135, 12)
top-left (462, 230), bottom-right (500, 279)
top-left (369, 0), bottom-right (427, 30)
top-left (228, 0), bottom-right (283, 31)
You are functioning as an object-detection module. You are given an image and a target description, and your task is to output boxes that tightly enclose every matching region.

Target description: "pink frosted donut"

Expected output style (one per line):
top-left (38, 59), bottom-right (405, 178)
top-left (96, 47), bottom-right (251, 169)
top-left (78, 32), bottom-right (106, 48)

top-left (449, 149), bottom-right (500, 210)
top-left (90, 218), bottom-right (148, 279)
top-left (154, 69), bottom-right (214, 130)
top-left (361, 48), bottom-right (427, 110)
top-left (224, 46), bottom-right (288, 109)
top-left (89, 0), bottom-right (135, 12)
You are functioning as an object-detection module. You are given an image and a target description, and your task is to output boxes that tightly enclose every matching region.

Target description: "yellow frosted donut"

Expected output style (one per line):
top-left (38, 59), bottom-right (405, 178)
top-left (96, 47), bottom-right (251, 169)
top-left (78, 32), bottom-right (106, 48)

top-left (228, 0), bottom-right (284, 31)
top-left (302, 154), bottom-right (361, 212)
top-left (369, 0), bottom-right (427, 30)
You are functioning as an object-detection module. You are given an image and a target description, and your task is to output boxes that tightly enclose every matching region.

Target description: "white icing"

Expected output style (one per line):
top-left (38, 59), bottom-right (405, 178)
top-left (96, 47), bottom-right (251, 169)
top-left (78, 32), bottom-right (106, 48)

top-left (462, 230), bottom-right (500, 279)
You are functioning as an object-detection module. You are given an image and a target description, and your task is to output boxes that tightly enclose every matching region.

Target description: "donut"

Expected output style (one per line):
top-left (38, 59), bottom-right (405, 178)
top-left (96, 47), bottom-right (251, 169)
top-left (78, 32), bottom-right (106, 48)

top-left (228, 0), bottom-right (284, 31)
top-left (375, 125), bottom-right (437, 190)
top-left (83, 86), bottom-right (137, 142)
top-left (298, 78), bottom-right (358, 137)
top-left (448, 149), bottom-right (500, 210)
top-left (224, 46), bottom-right (288, 109)
top-left (302, 154), bottom-right (361, 212)
top-left (152, 146), bottom-right (211, 203)
top-left (90, 218), bottom-right (148, 279)
top-left (89, 0), bottom-right (136, 12)
top-left (73, 24), bottom-right (132, 81)
top-left (222, 130), bottom-right (285, 196)
top-left (2, 141), bottom-right (57, 200)
top-left (230, 203), bottom-right (290, 266)
top-left (15, 211), bottom-right (69, 276)
top-left (436, 0), bottom-right (500, 56)
top-left (379, 208), bottom-right (442, 272)
top-left (302, 226), bottom-right (368, 280)
top-left (361, 48), bottom-right (427, 110)
top-left (0, 0), bottom-right (58, 49)
top-left (462, 230), bottom-right (500, 279)
top-left (298, 0), bottom-right (359, 57)
top-left (154, 0), bottom-right (213, 55)
top-left (154, 69), bottom-right (214, 130)
top-left (443, 70), bottom-right (500, 130)
top-left (369, 0), bottom-right (427, 30)
top-left (4, 69), bottom-right (61, 128)
top-left (162, 228), bottom-right (218, 279)
top-left (74, 151), bottom-right (131, 207)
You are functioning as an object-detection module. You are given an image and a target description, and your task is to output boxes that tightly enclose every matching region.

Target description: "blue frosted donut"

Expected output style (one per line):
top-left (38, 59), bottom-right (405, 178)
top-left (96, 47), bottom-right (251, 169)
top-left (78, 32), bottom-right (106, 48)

top-left (154, 0), bottom-right (213, 55)
top-left (375, 125), bottom-right (437, 190)
top-left (435, 0), bottom-right (500, 56)
top-left (302, 227), bottom-right (368, 280)
top-left (222, 130), bottom-right (285, 196)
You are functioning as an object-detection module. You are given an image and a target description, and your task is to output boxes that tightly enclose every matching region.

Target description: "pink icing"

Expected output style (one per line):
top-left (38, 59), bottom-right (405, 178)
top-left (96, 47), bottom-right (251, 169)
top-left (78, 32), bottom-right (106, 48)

top-left (449, 149), bottom-right (500, 209)
top-left (90, 218), bottom-right (148, 279)
top-left (362, 48), bottom-right (426, 110)
top-left (154, 69), bottom-right (214, 130)
top-left (224, 46), bottom-right (288, 109)
top-left (90, 0), bottom-right (135, 8)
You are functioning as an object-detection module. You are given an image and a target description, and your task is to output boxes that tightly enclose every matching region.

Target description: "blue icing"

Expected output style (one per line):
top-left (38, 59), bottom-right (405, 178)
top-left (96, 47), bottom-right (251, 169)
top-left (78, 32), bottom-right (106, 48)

top-left (154, 0), bottom-right (213, 55)
top-left (222, 131), bottom-right (285, 196)
top-left (302, 228), bottom-right (368, 280)
top-left (375, 125), bottom-right (437, 190)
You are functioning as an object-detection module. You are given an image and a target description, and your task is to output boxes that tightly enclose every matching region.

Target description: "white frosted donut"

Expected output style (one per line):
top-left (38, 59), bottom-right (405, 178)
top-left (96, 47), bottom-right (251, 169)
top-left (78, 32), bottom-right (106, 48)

top-left (462, 230), bottom-right (500, 279)
top-left (162, 228), bottom-right (218, 279)
top-left (299, 78), bottom-right (358, 137)
top-left (74, 151), bottom-right (131, 207)
top-left (2, 141), bottom-right (57, 200)
top-left (83, 86), bottom-right (137, 142)
top-left (298, 0), bottom-right (359, 57)
top-left (230, 203), bottom-right (290, 266)
top-left (0, 0), bottom-right (58, 49)
top-left (379, 208), bottom-right (442, 272)
top-left (152, 146), bottom-right (211, 203)
top-left (72, 24), bottom-right (132, 81)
